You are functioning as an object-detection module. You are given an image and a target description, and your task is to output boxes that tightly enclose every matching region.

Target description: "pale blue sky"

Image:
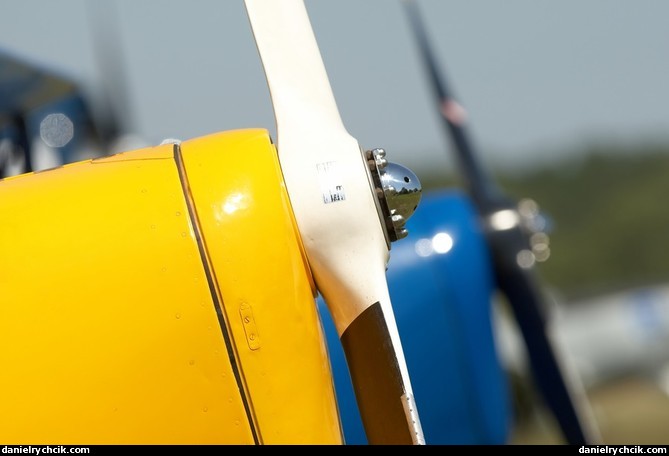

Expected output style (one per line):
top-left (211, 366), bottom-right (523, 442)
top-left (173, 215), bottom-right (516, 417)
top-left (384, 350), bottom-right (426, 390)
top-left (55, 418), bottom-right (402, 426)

top-left (0, 0), bottom-right (667, 175)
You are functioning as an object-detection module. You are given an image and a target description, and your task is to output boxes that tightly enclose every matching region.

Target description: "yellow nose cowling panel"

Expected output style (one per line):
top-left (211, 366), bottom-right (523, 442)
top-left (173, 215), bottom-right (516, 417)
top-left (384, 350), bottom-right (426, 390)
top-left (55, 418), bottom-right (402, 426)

top-left (0, 129), bottom-right (342, 444)
top-left (179, 129), bottom-right (341, 444)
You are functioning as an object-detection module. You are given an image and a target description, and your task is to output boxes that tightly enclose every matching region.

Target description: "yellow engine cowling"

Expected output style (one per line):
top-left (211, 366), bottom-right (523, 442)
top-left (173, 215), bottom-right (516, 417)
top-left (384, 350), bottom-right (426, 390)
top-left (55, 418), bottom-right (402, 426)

top-left (0, 128), bottom-right (342, 444)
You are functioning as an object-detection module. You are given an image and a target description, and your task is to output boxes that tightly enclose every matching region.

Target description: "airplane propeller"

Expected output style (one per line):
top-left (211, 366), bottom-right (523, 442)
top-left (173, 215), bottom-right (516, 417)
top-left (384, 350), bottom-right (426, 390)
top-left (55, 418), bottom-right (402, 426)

top-left (85, 0), bottom-right (145, 154)
top-left (244, 0), bottom-right (424, 444)
top-left (402, 0), bottom-right (601, 445)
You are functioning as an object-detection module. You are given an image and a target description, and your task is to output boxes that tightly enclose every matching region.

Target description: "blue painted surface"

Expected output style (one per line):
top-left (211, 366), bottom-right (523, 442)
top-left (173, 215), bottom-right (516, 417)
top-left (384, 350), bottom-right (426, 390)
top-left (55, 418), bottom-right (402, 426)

top-left (318, 189), bottom-right (512, 444)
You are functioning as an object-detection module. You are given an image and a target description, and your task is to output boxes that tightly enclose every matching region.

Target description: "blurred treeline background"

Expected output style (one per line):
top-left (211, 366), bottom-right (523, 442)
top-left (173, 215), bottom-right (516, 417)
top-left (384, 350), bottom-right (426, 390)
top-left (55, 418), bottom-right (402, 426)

top-left (422, 141), bottom-right (669, 301)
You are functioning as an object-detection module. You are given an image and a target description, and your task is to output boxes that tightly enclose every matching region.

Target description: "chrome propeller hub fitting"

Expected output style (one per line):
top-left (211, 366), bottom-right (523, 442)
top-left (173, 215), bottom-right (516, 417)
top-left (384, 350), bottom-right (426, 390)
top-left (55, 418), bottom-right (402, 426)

top-left (365, 148), bottom-right (422, 243)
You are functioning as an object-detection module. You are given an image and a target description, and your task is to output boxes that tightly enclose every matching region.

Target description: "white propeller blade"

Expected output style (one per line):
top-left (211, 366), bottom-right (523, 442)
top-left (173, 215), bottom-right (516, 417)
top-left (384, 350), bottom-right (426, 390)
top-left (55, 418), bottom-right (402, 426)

top-left (244, 0), bottom-right (424, 444)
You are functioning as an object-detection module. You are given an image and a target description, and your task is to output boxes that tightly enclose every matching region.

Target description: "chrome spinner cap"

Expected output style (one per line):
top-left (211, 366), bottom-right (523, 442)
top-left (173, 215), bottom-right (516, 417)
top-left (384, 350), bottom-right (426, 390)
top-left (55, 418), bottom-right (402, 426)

top-left (366, 148), bottom-right (422, 243)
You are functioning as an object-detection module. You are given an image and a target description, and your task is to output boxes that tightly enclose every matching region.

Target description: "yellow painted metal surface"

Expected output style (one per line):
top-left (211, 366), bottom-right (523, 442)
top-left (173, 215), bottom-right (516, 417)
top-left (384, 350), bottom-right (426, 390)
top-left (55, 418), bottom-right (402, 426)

top-left (0, 130), bottom-right (341, 444)
top-left (180, 129), bottom-right (342, 444)
top-left (0, 144), bottom-right (254, 444)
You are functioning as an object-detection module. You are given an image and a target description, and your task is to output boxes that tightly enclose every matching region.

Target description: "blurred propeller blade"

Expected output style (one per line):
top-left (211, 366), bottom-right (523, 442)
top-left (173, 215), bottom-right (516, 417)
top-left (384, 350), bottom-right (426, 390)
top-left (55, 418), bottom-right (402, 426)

top-left (402, 0), bottom-right (600, 445)
top-left (86, 0), bottom-right (145, 154)
top-left (244, 0), bottom-right (424, 444)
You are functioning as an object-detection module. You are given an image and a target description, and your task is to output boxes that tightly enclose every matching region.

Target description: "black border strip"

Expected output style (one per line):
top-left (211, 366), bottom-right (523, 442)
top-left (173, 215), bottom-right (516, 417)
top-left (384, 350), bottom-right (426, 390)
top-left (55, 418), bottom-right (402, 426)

top-left (172, 144), bottom-right (260, 444)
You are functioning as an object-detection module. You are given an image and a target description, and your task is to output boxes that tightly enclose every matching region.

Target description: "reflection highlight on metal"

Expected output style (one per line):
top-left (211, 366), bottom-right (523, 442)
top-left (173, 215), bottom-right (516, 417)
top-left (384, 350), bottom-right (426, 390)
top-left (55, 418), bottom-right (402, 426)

top-left (519, 197), bottom-right (549, 234)
top-left (487, 209), bottom-right (520, 231)
top-left (516, 249), bottom-right (536, 269)
top-left (487, 199), bottom-right (552, 263)
top-left (519, 198), bottom-right (551, 263)
top-left (222, 192), bottom-right (248, 215)
top-left (366, 148), bottom-right (422, 243)
top-left (531, 231), bottom-right (551, 262)
top-left (414, 232), bottom-right (454, 258)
